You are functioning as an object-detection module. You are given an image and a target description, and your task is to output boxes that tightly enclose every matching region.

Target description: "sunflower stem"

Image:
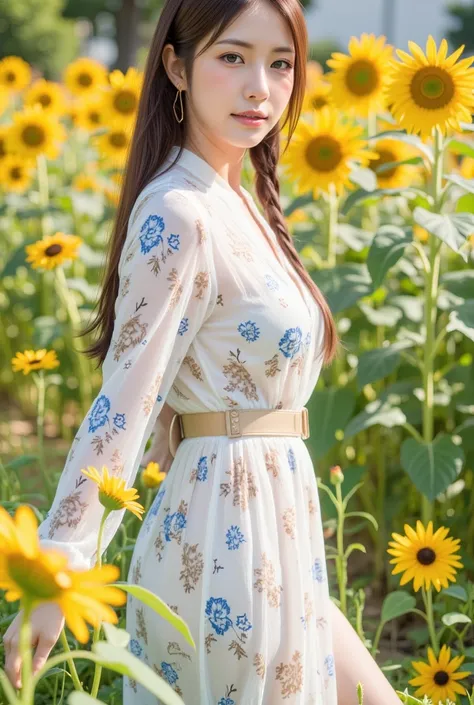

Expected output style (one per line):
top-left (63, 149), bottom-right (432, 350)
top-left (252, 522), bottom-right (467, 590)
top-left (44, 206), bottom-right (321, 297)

top-left (89, 508), bottom-right (110, 698)
top-left (18, 601), bottom-right (34, 705)
top-left (53, 266), bottom-right (93, 414)
top-left (59, 629), bottom-right (83, 691)
top-left (422, 586), bottom-right (440, 655)
top-left (421, 126), bottom-right (444, 525)
top-left (326, 183), bottom-right (338, 269)
top-left (33, 370), bottom-right (54, 505)
top-left (335, 482), bottom-right (348, 616)
top-left (36, 154), bottom-right (51, 237)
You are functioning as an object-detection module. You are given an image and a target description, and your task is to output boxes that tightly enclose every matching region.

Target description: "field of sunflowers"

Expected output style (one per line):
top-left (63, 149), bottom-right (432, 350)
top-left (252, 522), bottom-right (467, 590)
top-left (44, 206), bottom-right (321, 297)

top-left (1, 29), bottom-right (474, 705)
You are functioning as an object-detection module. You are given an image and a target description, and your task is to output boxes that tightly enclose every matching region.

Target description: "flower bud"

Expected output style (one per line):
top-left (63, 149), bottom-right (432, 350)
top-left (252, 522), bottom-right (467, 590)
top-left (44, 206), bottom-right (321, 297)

top-left (329, 465), bottom-right (344, 486)
top-left (141, 461), bottom-right (166, 489)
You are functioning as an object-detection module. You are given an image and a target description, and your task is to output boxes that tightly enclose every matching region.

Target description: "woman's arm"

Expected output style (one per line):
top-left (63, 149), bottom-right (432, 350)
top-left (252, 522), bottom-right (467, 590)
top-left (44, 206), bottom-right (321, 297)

top-left (330, 600), bottom-right (402, 705)
top-left (140, 401), bottom-right (176, 473)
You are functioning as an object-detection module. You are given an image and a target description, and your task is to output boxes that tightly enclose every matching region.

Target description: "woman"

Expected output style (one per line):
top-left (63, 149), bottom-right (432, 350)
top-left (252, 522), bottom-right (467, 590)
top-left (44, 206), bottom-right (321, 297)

top-left (3, 0), bottom-right (403, 703)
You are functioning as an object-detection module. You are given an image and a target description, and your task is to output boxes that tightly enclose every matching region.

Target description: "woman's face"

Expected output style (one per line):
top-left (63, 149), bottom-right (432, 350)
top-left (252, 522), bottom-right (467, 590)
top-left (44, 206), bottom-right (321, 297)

top-left (186, 1), bottom-right (295, 152)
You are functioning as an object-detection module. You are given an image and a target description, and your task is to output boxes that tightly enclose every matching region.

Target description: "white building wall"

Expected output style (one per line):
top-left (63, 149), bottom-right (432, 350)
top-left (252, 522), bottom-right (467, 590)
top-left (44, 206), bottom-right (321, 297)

top-left (304, 0), bottom-right (470, 52)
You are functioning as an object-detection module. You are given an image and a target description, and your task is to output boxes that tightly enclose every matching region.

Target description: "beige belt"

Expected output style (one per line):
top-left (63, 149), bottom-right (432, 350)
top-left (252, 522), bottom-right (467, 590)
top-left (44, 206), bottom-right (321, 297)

top-left (168, 407), bottom-right (310, 458)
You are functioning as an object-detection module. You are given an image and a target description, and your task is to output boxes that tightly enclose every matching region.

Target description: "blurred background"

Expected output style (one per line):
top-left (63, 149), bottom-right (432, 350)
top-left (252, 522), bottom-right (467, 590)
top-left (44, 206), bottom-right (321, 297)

top-left (2, 0), bottom-right (474, 77)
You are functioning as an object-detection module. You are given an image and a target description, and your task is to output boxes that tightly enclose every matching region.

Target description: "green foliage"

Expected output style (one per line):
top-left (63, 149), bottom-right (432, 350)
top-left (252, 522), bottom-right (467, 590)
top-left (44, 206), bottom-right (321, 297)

top-left (308, 38), bottom-right (342, 72)
top-left (446, 2), bottom-right (474, 54)
top-left (0, 0), bottom-right (78, 78)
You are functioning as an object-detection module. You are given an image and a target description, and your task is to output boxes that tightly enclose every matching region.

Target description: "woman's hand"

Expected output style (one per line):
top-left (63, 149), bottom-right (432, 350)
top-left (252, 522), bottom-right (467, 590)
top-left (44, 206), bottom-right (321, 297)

top-left (3, 603), bottom-right (65, 689)
top-left (140, 402), bottom-right (177, 474)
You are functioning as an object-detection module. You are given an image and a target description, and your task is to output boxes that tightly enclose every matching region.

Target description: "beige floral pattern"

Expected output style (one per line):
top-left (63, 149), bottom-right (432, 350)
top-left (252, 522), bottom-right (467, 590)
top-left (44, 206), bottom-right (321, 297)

top-left (37, 147), bottom-right (336, 704)
top-left (253, 552), bottom-right (283, 608)
top-left (275, 650), bottom-right (304, 699)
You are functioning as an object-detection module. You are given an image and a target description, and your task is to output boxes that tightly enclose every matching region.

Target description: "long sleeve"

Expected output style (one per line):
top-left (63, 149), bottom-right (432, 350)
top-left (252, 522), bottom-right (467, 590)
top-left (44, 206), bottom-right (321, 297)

top-left (38, 185), bottom-right (217, 570)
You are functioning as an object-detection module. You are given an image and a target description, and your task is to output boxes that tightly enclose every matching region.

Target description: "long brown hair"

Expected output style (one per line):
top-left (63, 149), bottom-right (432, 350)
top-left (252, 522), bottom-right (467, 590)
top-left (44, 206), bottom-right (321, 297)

top-left (81, 0), bottom-right (340, 369)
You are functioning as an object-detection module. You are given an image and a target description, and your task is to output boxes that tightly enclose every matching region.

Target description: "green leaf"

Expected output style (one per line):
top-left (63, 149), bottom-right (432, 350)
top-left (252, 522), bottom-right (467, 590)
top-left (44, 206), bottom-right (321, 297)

top-left (442, 612), bottom-right (472, 627)
top-left (101, 622), bottom-right (130, 649)
top-left (368, 130), bottom-right (434, 163)
top-left (359, 304), bottom-right (403, 328)
top-left (413, 207), bottom-right (473, 261)
top-left (307, 387), bottom-right (356, 459)
top-left (367, 225), bottom-right (413, 289)
top-left (344, 542), bottom-right (366, 560)
top-left (400, 434), bottom-right (465, 501)
top-left (66, 277), bottom-right (100, 303)
top-left (344, 511), bottom-right (379, 531)
top-left (387, 296), bottom-right (424, 323)
top-left (336, 224), bottom-right (373, 252)
top-left (396, 689), bottom-right (425, 704)
top-left (447, 299), bottom-right (474, 342)
top-left (445, 173), bottom-right (474, 194)
top-left (349, 166), bottom-right (378, 192)
top-left (357, 340), bottom-right (414, 387)
top-left (342, 187), bottom-right (421, 215)
top-left (456, 193), bottom-right (474, 214)
top-left (5, 455), bottom-right (38, 471)
top-left (68, 693), bottom-right (106, 704)
top-left (283, 192), bottom-right (314, 217)
top-left (375, 156), bottom-right (424, 173)
top-left (440, 269), bottom-right (474, 299)
top-left (446, 137), bottom-right (474, 159)
top-left (91, 642), bottom-right (184, 705)
top-left (441, 585), bottom-right (468, 602)
top-left (313, 263), bottom-right (373, 313)
top-left (344, 400), bottom-right (407, 439)
top-left (381, 591), bottom-right (417, 623)
top-left (111, 583), bottom-right (195, 649)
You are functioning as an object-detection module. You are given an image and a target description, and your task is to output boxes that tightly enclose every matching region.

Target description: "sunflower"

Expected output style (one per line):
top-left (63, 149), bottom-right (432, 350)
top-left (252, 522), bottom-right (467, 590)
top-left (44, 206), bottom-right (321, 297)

top-left (0, 505), bottom-right (126, 643)
top-left (101, 67), bottom-right (143, 124)
top-left (6, 106), bottom-right (66, 160)
top-left (368, 137), bottom-right (423, 189)
top-left (302, 79), bottom-right (333, 114)
top-left (387, 35), bottom-right (474, 138)
top-left (387, 520), bottom-right (463, 592)
top-left (0, 154), bottom-right (35, 193)
top-left (409, 644), bottom-right (471, 703)
top-left (279, 106), bottom-right (378, 198)
top-left (63, 57), bottom-right (108, 97)
top-left (326, 34), bottom-right (394, 117)
top-left (460, 156), bottom-right (474, 180)
top-left (25, 232), bottom-right (83, 271)
top-left (94, 121), bottom-right (133, 167)
top-left (24, 79), bottom-right (67, 116)
top-left (305, 60), bottom-right (324, 91)
top-left (141, 462), bottom-right (167, 489)
top-left (11, 349), bottom-right (60, 376)
top-left (72, 173), bottom-right (100, 192)
top-left (73, 95), bottom-right (106, 131)
top-left (0, 56), bottom-right (31, 93)
top-left (0, 126), bottom-right (10, 163)
top-left (81, 465), bottom-right (145, 520)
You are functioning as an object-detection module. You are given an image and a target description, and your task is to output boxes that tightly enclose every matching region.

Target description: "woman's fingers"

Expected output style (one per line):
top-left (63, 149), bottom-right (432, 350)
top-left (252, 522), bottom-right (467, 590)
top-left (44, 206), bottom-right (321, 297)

top-left (4, 635), bottom-right (22, 689)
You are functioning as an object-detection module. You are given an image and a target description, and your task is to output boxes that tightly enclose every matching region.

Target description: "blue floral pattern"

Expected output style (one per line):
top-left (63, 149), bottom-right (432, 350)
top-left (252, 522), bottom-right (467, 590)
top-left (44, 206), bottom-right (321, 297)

top-left (39, 147), bottom-right (337, 705)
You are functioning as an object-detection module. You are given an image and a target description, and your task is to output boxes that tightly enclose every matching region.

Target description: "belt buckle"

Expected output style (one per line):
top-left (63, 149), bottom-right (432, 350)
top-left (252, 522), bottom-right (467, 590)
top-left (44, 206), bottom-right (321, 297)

top-left (225, 410), bottom-right (242, 438)
top-left (301, 407), bottom-right (310, 440)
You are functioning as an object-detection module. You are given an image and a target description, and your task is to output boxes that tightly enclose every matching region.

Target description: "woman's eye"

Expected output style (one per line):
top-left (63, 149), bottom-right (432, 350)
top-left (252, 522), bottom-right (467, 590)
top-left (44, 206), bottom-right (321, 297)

top-left (220, 54), bottom-right (293, 70)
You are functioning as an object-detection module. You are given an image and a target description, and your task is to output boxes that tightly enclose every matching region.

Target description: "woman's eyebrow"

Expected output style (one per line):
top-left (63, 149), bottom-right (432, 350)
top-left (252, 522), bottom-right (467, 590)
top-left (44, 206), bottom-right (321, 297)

top-left (215, 38), bottom-right (296, 54)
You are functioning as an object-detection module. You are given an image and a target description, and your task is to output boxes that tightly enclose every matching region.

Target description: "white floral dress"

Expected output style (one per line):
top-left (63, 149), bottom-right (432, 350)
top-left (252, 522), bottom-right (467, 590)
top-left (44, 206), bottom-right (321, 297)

top-left (38, 145), bottom-right (337, 704)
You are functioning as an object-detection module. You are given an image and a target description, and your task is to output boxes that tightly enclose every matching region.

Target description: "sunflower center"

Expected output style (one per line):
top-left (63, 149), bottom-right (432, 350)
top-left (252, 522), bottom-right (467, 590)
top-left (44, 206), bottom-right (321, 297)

top-left (109, 132), bottom-right (127, 148)
top-left (114, 90), bottom-right (137, 115)
top-left (417, 547), bottom-right (436, 565)
top-left (38, 94), bottom-right (52, 107)
top-left (11, 167), bottom-right (22, 180)
top-left (434, 670), bottom-right (450, 686)
top-left (411, 67), bottom-right (455, 110)
top-left (345, 60), bottom-right (379, 96)
top-left (8, 554), bottom-right (71, 600)
top-left (99, 489), bottom-right (125, 512)
top-left (0, 139), bottom-right (7, 158)
top-left (45, 244), bottom-right (63, 257)
top-left (306, 135), bottom-right (343, 172)
top-left (21, 125), bottom-right (46, 147)
top-left (89, 111), bottom-right (101, 124)
top-left (369, 148), bottom-right (398, 179)
top-left (312, 96), bottom-right (328, 110)
top-left (6, 71), bottom-right (16, 84)
top-left (78, 72), bottom-right (93, 87)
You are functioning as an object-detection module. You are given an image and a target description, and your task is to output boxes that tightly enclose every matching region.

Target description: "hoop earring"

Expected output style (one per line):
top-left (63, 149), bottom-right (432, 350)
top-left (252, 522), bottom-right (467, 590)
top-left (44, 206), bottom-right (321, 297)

top-left (173, 85), bottom-right (184, 123)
